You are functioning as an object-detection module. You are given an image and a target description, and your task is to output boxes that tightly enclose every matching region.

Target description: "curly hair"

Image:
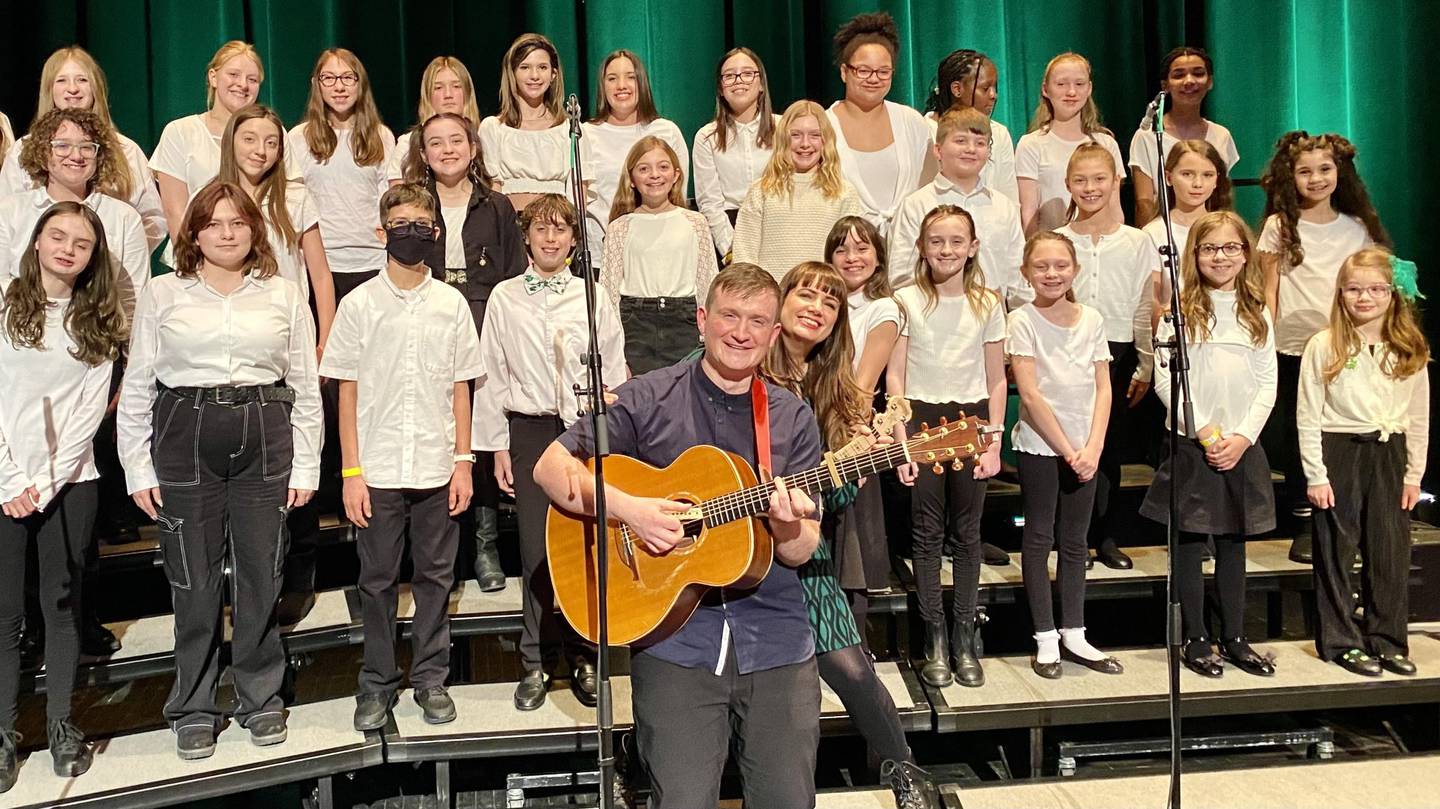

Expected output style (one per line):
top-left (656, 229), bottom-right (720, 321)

top-left (300, 48), bottom-right (387, 167)
top-left (914, 205), bottom-right (997, 317)
top-left (1321, 247), bottom-right (1429, 383)
top-left (3, 201), bottom-right (127, 365)
top-left (403, 113), bottom-right (496, 192)
top-left (1177, 211), bottom-right (1268, 346)
top-left (1259, 131), bottom-right (1390, 266)
top-left (173, 180), bottom-right (279, 279)
top-left (19, 107), bottom-right (132, 201)
top-left (758, 100), bottom-right (846, 200)
top-left (1162, 139), bottom-right (1232, 213)
top-left (833, 12), bottom-right (899, 66)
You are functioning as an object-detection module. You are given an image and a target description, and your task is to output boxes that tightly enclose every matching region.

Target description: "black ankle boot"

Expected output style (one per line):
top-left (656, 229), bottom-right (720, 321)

top-left (919, 621), bottom-right (952, 688)
top-left (881, 759), bottom-right (941, 809)
top-left (950, 616), bottom-right (985, 687)
top-left (474, 505), bottom-right (505, 592)
top-left (1, 728), bottom-right (19, 793)
top-left (1288, 513), bottom-right (1313, 563)
top-left (48, 719), bottom-right (93, 778)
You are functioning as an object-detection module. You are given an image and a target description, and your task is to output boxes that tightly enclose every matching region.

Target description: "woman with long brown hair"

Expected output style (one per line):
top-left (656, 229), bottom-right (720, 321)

top-left (481, 33), bottom-right (571, 213)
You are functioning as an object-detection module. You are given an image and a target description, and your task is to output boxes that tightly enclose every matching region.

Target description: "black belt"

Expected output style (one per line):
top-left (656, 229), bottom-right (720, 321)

top-left (159, 382), bottom-right (295, 406)
top-left (620, 295), bottom-right (694, 311)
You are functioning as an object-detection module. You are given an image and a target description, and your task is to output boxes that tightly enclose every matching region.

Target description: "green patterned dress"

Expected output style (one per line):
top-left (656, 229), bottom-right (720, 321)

top-left (799, 482), bottom-right (864, 653)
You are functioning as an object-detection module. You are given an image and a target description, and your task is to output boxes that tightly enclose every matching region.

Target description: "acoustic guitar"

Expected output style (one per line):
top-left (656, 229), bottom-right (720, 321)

top-left (546, 405), bottom-right (999, 646)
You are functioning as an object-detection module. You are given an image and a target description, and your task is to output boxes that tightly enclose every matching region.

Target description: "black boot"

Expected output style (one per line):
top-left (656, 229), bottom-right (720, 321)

top-left (880, 759), bottom-right (941, 809)
top-left (1, 729), bottom-right (19, 793)
top-left (474, 506), bottom-right (505, 592)
top-left (919, 621), bottom-right (952, 688)
top-left (1288, 512), bottom-right (1313, 564)
top-left (950, 616), bottom-right (985, 687)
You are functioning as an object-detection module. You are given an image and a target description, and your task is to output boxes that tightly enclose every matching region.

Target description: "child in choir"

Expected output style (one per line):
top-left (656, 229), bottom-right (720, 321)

top-left (1257, 132), bottom-right (1389, 562)
top-left (1015, 53), bottom-right (1125, 234)
top-left (888, 206), bottom-right (1006, 687)
top-left (1300, 248), bottom-right (1430, 677)
top-left (926, 48), bottom-right (1019, 205)
top-left (1, 46), bottom-right (166, 248)
top-left (220, 105), bottom-right (336, 354)
top-left (1143, 139), bottom-right (1233, 321)
top-left (1054, 143), bottom-right (1155, 570)
top-left (474, 193), bottom-right (626, 711)
top-left (890, 107), bottom-right (1026, 300)
top-left (481, 34), bottom-right (572, 213)
top-left (581, 50), bottom-right (690, 258)
top-left (1129, 47), bottom-right (1239, 225)
top-left (0, 203), bottom-right (128, 790)
top-left (118, 181), bottom-right (322, 760)
top-left (289, 48), bottom-right (396, 303)
top-left (826, 12), bottom-right (934, 235)
top-left (600, 136), bottom-right (715, 373)
top-left (388, 56), bottom-right (481, 184)
top-left (733, 100), bottom-right (862, 280)
top-left (320, 183), bottom-right (483, 730)
top-left (1007, 231), bottom-right (1121, 678)
top-left (692, 47), bottom-right (778, 261)
top-left (1141, 211), bottom-right (1278, 678)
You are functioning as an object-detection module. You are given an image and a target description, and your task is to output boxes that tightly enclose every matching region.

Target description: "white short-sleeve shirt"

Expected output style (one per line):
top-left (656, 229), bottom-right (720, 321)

top-left (1127, 120), bottom-right (1240, 180)
top-left (847, 291), bottom-right (902, 369)
top-left (1014, 129), bottom-right (1126, 233)
top-left (896, 285), bottom-right (1005, 405)
top-left (286, 121), bottom-right (395, 275)
top-left (1006, 303), bottom-right (1111, 455)
top-left (478, 117), bottom-right (572, 196)
top-left (1258, 213), bottom-right (1373, 355)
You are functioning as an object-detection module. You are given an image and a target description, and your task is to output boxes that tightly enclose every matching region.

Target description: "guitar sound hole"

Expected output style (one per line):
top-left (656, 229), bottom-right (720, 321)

top-left (670, 493), bottom-right (704, 555)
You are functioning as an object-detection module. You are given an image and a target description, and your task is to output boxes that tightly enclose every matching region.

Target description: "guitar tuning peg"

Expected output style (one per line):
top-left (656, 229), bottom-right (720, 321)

top-left (931, 462), bottom-right (944, 475)
top-left (939, 416), bottom-right (949, 425)
top-left (951, 459), bottom-right (964, 471)
top-left (920, 421), bottom-right (929, 431)
top-left (958, 420), bottom-right (968, 430)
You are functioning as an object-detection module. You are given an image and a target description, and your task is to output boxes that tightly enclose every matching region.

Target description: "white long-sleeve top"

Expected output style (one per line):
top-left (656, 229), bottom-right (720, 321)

top-left (0, 295), bottom-right (114, 510)
top-left (118, 271), bottom-right (323, 493)
top-left (1054, 223), bottom-right (1156, 381)
top-left (1152, 290), bottom-right (1276, 444)
top-left (731, 172), bottom-right (862, 281)
top-left (472, 270), bottom-right (628, 451)
top-left (691, 115), bottom-right (778, 257)
top-left (888, 174), bottom-right (1026, 304)
top-left (826, 101), bottom-right (933, 236)
top-left (1298, 330), bottom-right (1431, 487)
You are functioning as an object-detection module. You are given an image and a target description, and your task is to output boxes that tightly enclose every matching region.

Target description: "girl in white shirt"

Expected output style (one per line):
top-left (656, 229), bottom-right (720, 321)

top-left (1, 46), bottom-right (167, 249)
top-left (481, 34), bottom-right (571, 213)
top-left (1007, 231), bottom-right (1121, 679)
top-left (600, 137), bottom-right (714, 374)
top-left (1053, 143), bottom-right (1155, 570)
top-left (1129, 47), bottom-right (1240, 226)
top-left (581, 49), bottom-right (690, 259)
top-left (387, 56), bottom-right (482, 185)
top-left (289, 48), bottom-right (395, 304)
top-left (0, 202), bottom-right (128, 785)
top-left (1299, 247), bottom-right (1430, 677)
top-left (0, 112), bottom-right (10, 155)
top-left (732, 100), bottom-right (863, 280)
top-left (1141, 211), bottom-right (1278, 679)
top-left (1144, 139), bottom-right (1233, 323)
top-left (887, 206), bottom-right (1005, 689)
top-left (118, 181), bottom-right (322, 760)
top-left (692, 47), bottom-right (778, 260)
top-left (924, 48), bottom-right (1019, 205)
top-left (825, 12), bottom-right (933, 236)
top-left (1015, 53), bottom-right (1126, 234)
top-left (1257, 131), bottom-right (1390, 562)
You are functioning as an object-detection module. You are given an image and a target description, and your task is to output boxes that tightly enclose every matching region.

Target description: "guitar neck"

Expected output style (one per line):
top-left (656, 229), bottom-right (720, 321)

top-left (702, 440), bottom-right (911, 526)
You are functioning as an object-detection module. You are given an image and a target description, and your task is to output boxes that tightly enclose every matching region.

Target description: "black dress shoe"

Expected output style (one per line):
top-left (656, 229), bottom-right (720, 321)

top-left (1182, 638), bottom-right (1224, 678)
top-left (1085, 553), bottom-right (1095, 570)
top-left (1220, 638), bottom-right (1276, 677)
top-left (1, 729), bottom-right (19, 793)
top-left (414, 686), bottom-right (457, 724)
top-left (514, 670), bottom-right (548, 711)
top-left (247, 712), bottom-right (288, 746)
top-left (570, 662), bottom-right (598, 707)
top-left (175, 724), bottom-right (216, 760)
top-left (353, 691), bottom-right (397, 732)
top-left (1096, 541), bottom-right (1134, 570)
top-left (48, 719), bottom-right (92, 777)
top-left (275, 591), bottom-right (317, 626)
top-left (1287, 518), bottom-right (1314, 563)
top-left (1378, 654), bottom-right (1418, 676)
top-left (80, 618), bottom-right (121, 658)
top-left (1060, 645), bottom-right (1125, 674)
top-left (1335, 648), bottom-right (1382, 677)
top-left (1031, 657), bottom-right (1062, 679)
top-left (474, 506), bottom-right (506, 592)
top-left (981, 542), bottom-right (1011, 566)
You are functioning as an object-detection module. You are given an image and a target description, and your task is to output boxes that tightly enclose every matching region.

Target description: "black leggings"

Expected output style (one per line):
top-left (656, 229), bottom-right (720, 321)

top-left (1092, 341), bottom-right (1138, 544)
top-left (1017, 453), bottom-right (1097, 633)
top-left (910, 399), bottom-right (989, 625)
top-left (816, 644), bottom-right (910, 764)
top-left (1176, 533), bottom-right (1247, 639)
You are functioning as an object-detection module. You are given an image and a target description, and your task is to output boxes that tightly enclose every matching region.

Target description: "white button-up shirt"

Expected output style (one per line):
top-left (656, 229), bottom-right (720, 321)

top-left (118, 271), bottom-right (323, 493)
top-left (889, 174), bottom-right (1027, 304)
top-left (319, 270), bottom-right (483, 490)
top-left (692, 115), bottom-right (778, 257)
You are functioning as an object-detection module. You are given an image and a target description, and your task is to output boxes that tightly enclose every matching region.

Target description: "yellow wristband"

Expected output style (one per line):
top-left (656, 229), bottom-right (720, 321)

top-left (342, 467), bottom-right (364, 479)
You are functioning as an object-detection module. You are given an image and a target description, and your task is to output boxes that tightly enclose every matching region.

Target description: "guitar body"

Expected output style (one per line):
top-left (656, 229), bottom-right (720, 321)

top-left (545, 445), bottom-right (773, 646)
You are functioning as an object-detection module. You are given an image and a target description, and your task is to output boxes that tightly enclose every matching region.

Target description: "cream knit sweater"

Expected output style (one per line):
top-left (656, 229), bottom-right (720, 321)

top-left (731, 171), bottom-right (862, 280)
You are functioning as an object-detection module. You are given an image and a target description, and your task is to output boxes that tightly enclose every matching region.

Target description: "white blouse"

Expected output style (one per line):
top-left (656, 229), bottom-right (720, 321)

top-left (600, 207), bottom-right (715, 304)
top-left (1152, 291), bottom-right (1276, 443)
top-left (1127, 120), bottom-right (1240, 180)
top-left (479, 117), bottom-right (572, 196)
top-left (1014, 128), bottom-right (1126, 233)
top-left (580, 118), bottom-right (691, 257)
top-left (1054, 224), bottom-right (1156, 380)
top-left (826, 100), bottom-right (933, 236)
top-left (691, 115), bottom-right (778, 256)
top-left (286, 121), bottom-right (395, 275)
top-left (888, 175), bottom-right (1026, 303)
top-left (1006, 303), bottom-right (1111, 456)
top-left (897, 285), bottom-right (1005, 405)
top-left (1257, 213), bottom-right (1373, 356)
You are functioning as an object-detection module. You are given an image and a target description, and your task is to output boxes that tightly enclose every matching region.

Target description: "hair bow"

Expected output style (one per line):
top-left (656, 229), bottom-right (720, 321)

top-left (1389, 255), bottom-right (1425, 302)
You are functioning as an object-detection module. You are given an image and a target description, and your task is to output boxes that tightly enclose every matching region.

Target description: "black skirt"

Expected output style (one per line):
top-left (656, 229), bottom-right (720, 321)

top-left (1140, 437), bottom-right (1276, 536)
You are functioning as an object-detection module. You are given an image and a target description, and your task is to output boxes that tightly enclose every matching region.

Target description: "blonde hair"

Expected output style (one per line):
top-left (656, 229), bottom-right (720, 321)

top-left (498, 34), bottom-right (566, 128)
top-left (608, 136), bottom-right (687, 222)
top-left (1177, 211), bottom-right (1268, 346)
top-left (33, 47), bottom-right (134, 189)
top-left (416, 56), bottom-right (481, 125)
top-left (914, 205), bottom-right (996, 317)
top-left (205, 41), bottom-right (264, 110)
top-left (300, 48), bottom-right (387, 167)
top-left (217, 105), bottom-right (297, 249)
top-left (934, 107), bottom-right (992, 145)
top-left (1029, 52), bottom-right (1109, 136)
top-left (1320, 247), bottom-right (1429, 384)
top-left (1063, 141), bottom-right (1118, 222)
top-left (1022, 231), bottom-right (1078, 303)
top-left (758, 100), bottom-right (846, 200)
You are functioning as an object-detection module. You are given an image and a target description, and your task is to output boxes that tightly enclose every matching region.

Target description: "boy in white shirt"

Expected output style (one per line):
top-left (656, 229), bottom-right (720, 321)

top-left (319, 184), bottom-right (484, 731)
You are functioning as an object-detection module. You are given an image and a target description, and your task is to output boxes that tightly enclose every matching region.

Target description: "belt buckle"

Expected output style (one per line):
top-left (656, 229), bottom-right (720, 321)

top-left (212, 387), bottom-right (245, 406)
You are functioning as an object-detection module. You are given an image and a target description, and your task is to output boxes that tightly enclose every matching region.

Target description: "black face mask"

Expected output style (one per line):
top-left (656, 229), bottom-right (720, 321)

top-left (384, 223), bottom-right (437, 266)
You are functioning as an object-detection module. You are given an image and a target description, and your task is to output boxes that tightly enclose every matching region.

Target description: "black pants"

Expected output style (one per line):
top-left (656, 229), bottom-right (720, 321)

top-left (1177, 533), bottom-right (1247, 639)
top-left (1267, 354), bottom-right (1308, 517)
top-left (817, 644), bottom-right (909, 764)
top-left (332, 269), bottom-right (381, 304)
top-left (1092, 340), bottom-right (1138, 544)
top-left (152, 390), bottom-right (293, 731)
top-left (1017, 452), bottom-right (1098, 633)
top-left (1313, 432), bottom-right (1411, 659)
top-left (620, 296), bottom-right (699, 376)
top-left (357, 485), bottom-right (457, 693)
top-left (631, 649), bottom-right (819, 809)
top-left (510, 414), bottom-right (588, 673)
top-left (0, 482), bottom-right (96, 730)
top-left (910, 399), bottom-right (989, 624)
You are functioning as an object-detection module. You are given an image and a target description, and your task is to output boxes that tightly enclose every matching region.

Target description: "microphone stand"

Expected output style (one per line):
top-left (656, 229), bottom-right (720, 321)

top-left (1145, 90), bottom-right (1195, 809)
top-left (566, 93), bottom-right (617, 809)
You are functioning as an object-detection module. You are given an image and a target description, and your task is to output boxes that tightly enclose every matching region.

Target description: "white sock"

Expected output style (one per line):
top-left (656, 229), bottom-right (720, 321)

top-left (1034, 629), bottom-right (1060, 664)
top-left (1060, 627), bottom-right (1107, 661)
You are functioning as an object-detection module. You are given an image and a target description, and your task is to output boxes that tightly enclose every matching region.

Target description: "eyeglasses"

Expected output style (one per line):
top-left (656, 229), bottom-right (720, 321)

top-left (386, 219), bottom-right (436, 234)
top-left (1341, 284), bottom-right (1393, 299)
top-left (720, 69), bottom-right (761, 87)
top-left (318, 73), bottom-right (359, 88)
top-left (1196, 242), bottom-right (1244, 258)
top-left (50, 140), bottom-right (100, 158)
top-left (845, 64), bottom-right (894, 81)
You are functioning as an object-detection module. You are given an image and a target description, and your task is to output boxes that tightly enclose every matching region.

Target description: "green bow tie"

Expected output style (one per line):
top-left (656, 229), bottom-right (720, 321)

top-left (524, 271), bottom-right (570, 295)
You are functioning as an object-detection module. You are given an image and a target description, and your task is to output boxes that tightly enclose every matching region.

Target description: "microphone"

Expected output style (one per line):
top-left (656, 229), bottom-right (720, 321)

top-left (1139, 90), bottom-right (1167, 133)
top-left (566, 94), bottom-right (583, 138)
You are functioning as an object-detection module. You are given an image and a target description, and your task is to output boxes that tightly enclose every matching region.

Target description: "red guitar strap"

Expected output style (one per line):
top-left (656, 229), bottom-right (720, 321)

top-left (751, 375), bottom-right (772, 480)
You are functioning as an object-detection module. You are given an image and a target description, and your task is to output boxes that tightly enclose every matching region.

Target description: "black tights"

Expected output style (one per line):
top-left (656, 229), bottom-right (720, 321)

top-left (1018, 453), bottom-right (1097, 632)
top-left (816, 644), bottom-right (910, 764)
top-left (1177, 534), bottom-right (1248, 640)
